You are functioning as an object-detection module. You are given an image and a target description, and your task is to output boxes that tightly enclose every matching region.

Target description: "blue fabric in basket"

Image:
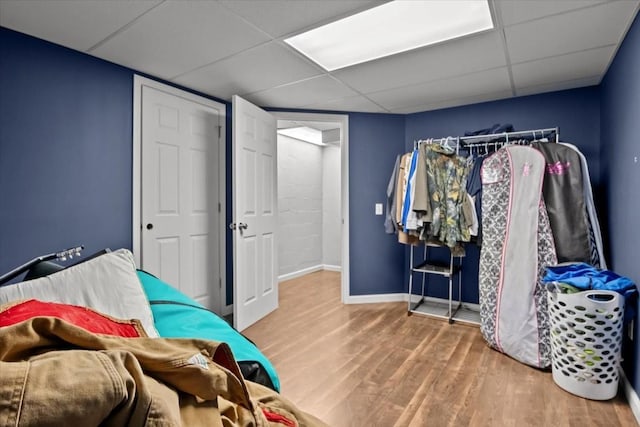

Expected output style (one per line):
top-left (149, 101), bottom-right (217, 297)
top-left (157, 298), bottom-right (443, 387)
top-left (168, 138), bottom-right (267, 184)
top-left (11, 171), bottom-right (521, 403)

top-left (543, 263), bottom-right (635, 293)
top-left (543, 263), bottom-right (637, 320)
top-left (136, 270), bottom-right (280, 391)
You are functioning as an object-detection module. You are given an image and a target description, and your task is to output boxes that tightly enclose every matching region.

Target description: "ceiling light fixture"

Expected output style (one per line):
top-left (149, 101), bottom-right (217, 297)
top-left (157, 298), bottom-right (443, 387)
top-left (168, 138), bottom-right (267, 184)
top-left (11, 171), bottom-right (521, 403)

top-left (284, 0), bottom-right (494, 71)
top-left (277, 126), bottom-right (327, 146)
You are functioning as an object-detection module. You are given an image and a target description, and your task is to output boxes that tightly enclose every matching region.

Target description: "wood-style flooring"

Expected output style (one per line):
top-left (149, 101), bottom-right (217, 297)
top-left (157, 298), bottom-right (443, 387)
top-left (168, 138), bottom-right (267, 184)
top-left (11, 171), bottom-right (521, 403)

top-left (243, 271), bottom-right (637, 427)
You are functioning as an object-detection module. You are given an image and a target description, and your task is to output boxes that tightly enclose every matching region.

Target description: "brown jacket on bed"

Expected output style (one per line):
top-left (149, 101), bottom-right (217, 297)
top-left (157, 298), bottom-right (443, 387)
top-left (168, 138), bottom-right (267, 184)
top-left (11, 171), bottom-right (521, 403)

top-left (0, 315), bottom-right (327, 427)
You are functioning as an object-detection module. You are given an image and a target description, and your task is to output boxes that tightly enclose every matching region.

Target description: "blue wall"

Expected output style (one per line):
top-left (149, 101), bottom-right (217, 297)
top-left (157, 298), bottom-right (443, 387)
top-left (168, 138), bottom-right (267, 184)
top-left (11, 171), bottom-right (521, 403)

top-left (404, 87), bottom-right (602, 302)
top-left (348, 113), bottom-right (405, 295)
top-left (0, 27), bottom-right (134, 270)
top-left (0, 28), bottom-right (237, 295)
top-left (601, 13), bottom-right (640, 397)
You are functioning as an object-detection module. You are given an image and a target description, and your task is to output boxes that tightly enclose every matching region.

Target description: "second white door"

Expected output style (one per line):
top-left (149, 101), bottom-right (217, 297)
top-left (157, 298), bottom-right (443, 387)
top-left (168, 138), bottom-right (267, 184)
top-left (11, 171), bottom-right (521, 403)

top-left (232, 95), bottom-right (278, 331)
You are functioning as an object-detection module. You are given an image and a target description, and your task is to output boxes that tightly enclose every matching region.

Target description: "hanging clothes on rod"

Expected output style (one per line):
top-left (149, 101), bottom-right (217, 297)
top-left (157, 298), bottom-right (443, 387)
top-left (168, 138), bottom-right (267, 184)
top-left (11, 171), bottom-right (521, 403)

top-left (559, 143), bottom-right (607, 269)
top-left (384, 124), bottom-right (608, 369)
top-left (419, 142), bottom-right (472, 249)
top-left (532, 142), bottom-right (592, 264)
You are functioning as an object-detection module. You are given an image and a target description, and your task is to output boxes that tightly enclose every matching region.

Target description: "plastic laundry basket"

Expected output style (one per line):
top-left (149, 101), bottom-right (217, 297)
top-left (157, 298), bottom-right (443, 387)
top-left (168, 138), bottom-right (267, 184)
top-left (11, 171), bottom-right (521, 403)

top-left (547, 286), bottom-right (624, 400)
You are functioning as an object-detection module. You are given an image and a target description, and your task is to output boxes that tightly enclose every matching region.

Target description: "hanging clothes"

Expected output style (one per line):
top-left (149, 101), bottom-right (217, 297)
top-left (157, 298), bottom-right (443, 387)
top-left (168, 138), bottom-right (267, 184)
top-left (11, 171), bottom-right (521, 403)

top-left (412, 142), bottom-right (433, 224)
top-left (463, 123), bottom-right (514, 137)
top-left (396, 152), bottom-right (419, 245)
top-left (559, 143), bottom-right (607, 269)
top-left (421, 144), bottom-right (471, 248)
top-left (384, 155), bottom-right (401, 234)
top-left (466, 154), bottom-right (486, 245)
top-left (402, 149), bottom-right (420, 231)
top-left (479, 146), bottom-right (557, 369)
top-left (466, 192), bottom-right (479, 236)
top-left (532, 142), bottom-right (591, 264)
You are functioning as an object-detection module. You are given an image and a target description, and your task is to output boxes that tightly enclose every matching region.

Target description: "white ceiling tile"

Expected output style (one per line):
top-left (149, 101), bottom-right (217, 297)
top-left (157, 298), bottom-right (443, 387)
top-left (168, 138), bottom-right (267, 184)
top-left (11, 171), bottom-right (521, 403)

top-left (505, 1), bottom-right (639, 63)
top-left (498, 0), bottom-right (608, 26)
top-left (91, 1), bottom-right (270, 79)
top-left (219, 0), bottom-right (385, 38)
top-left (333, 31), bottom-right (505, 94)
top-left (515, 76), bottom-right (602, 97)
top-left (173, 42), bottom-right (323, 100)
top-left (301, 95), bottom-right (387, 113)
top-left (243, 76), bottom-right (358, 108)
top-left (390, 90), bottom-right (513, 114)
top-left (1, 0), bottom-right (636, 114)
top-left (368, 67), bottom-right (512, 110)
top-left (512, 46), bottom-right (613, 89)
top-left (0, 0), bottom-right (162, 51)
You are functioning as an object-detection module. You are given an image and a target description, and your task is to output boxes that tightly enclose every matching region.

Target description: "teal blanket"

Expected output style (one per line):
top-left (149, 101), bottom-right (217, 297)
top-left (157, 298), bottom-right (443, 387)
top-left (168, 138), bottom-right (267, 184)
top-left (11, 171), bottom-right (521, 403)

top-left (137, 270), bottom-right (280, 391)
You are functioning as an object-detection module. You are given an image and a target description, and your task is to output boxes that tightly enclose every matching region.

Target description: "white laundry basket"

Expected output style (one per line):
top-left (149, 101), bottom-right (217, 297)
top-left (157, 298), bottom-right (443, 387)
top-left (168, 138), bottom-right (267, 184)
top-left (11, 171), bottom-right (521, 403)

top-left (547, 286), bottom-right (624, 400)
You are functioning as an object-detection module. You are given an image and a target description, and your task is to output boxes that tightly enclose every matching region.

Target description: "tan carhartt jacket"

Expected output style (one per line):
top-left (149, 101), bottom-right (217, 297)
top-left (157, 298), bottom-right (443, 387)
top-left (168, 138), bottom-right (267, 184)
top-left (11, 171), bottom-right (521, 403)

top-left (0, 313), bottom-right (327, 427)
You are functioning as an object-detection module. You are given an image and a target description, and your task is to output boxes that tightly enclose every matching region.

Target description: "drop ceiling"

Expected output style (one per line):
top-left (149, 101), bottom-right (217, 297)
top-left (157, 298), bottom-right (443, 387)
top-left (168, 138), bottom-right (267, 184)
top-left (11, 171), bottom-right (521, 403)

top-left (1, 0), bottom-right (638, 114)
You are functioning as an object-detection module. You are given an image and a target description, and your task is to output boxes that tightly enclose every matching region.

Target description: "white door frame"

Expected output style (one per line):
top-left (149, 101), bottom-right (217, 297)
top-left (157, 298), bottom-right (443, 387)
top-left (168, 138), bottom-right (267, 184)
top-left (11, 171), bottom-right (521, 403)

top-left (271, 111), bottom-right (350, 303)
top-left (132, 75), bottom-right (227, 314)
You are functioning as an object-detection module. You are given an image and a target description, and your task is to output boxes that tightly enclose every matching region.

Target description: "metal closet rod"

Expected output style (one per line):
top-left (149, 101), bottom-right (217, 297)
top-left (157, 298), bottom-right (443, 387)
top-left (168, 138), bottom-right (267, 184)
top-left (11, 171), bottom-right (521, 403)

top-left (416, 127), bottom-right (560, 147)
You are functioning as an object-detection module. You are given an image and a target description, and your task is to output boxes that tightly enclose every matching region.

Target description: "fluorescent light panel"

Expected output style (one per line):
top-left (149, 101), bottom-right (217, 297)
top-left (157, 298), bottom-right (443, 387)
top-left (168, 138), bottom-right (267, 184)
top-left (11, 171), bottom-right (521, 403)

top-left (277, 127), bottom-right (327, 146)
top-left (285, 0), bottom-right (494, 71)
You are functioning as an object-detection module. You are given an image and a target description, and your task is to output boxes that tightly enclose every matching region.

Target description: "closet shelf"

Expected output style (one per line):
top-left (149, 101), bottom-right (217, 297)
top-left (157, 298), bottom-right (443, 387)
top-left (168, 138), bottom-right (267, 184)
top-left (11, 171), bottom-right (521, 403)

top-left (410, 298), bottom-right (481, 326)
top-left (412, 261), bottom-right (460, 276)
top-left (407, 244), bottom-right (479, 326)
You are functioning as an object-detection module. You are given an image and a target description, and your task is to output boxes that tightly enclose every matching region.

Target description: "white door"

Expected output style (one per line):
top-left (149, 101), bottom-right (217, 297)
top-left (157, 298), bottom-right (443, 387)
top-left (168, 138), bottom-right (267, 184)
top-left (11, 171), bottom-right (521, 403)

top-left (141, 85), bottom-right (221, 310)
top-left (232, 95), bottom-right (278, 331)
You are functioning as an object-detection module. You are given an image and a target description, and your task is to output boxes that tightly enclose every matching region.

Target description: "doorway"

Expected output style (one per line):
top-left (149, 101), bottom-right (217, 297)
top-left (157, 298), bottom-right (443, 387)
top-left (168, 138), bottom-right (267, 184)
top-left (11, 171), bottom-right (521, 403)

top-left (231, 98), bottom-right (349, 330)
top-left (272, 112), bottom-right (349, 304)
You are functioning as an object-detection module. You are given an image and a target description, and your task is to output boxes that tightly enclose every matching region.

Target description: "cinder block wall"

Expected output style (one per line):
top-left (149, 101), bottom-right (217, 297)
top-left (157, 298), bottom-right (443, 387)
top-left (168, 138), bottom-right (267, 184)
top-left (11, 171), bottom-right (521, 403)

top-left (277, 135), bottom-right (323, 276)
top-left (322, 145), bottom-right (341, 268)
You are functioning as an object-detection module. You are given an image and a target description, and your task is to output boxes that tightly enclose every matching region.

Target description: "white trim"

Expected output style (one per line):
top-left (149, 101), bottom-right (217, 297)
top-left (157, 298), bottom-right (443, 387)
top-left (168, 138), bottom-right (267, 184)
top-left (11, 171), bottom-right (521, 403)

top-left (277, 264), bottom-right (343, 282)
top-left (278, 265), bottom-right (324, 282)
top-left (132, 78), bottom-right (142, 266)
top-left (132, 75), bottom-right (227, 315)
top-left (345, 293), bottom-right (408, 304)
top-left (621, 369), bottom-right (640, 426)
top-left (271, 112), bottom-right (350, 304)
top-left (346, 292), bottom-right (483, 311)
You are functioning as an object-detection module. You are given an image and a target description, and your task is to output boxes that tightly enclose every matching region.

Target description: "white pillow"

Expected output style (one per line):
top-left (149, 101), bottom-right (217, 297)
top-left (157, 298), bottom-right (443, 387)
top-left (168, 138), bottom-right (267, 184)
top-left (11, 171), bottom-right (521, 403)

top-left (0, 249), bottom-right (159, 337)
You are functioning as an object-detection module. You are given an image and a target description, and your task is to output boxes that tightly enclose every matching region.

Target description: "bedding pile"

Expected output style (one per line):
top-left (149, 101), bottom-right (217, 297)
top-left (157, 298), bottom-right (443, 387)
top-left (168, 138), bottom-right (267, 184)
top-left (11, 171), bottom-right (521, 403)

top-left (0, 249), bottom-right (325, 426)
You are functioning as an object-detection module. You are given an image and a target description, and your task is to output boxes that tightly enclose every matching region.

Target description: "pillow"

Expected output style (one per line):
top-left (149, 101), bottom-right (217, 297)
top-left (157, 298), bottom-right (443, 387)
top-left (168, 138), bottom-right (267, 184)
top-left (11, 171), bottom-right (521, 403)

top-left (0, 299), bottom-right (145, 338)
top-left (0, 249), bottom-right (159, 337)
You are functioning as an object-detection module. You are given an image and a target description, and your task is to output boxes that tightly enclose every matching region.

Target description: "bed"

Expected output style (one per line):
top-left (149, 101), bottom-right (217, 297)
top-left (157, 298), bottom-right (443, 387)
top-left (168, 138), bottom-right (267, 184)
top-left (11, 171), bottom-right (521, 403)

top-left (0, 248), bottom-right (320, 426)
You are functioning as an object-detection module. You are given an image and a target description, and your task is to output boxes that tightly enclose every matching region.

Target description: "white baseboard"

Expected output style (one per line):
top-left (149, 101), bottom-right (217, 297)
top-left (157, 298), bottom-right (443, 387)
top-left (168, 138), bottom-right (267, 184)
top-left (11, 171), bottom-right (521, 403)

top-left (278, 265), bottom-right (324, 282)
top-left (278, 264), bottom-right (342, 282)
top-left (345, 293), bottom-right (407, 304)
top-left (621, 369), bottom-right (640, 426)
top-left (323, 264), bottom-right (342, 272)
top-left (345, 293), bottom-right (482, 308)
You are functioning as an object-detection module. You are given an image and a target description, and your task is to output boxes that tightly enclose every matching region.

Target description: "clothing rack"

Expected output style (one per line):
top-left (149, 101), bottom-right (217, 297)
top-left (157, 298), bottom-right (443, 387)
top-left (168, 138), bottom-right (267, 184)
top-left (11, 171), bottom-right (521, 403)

top-left (406, 126), bottom-right (559, 325)
top-left (414, 127), bottom-right (559, 152)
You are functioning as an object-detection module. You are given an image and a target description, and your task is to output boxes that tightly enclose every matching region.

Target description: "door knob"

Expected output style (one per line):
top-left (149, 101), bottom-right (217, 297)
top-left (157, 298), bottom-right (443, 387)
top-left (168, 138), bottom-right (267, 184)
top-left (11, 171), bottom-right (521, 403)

top-left (238, 223), bottom-right (248, 230)
top-left (146, 223), bottom-right (154, 230)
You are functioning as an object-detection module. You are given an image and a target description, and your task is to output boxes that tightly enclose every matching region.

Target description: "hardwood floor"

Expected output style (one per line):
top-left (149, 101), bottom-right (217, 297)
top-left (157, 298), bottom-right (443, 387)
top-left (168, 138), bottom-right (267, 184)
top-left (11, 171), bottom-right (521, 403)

top-left (243, 271), bottom-right (637, 427)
